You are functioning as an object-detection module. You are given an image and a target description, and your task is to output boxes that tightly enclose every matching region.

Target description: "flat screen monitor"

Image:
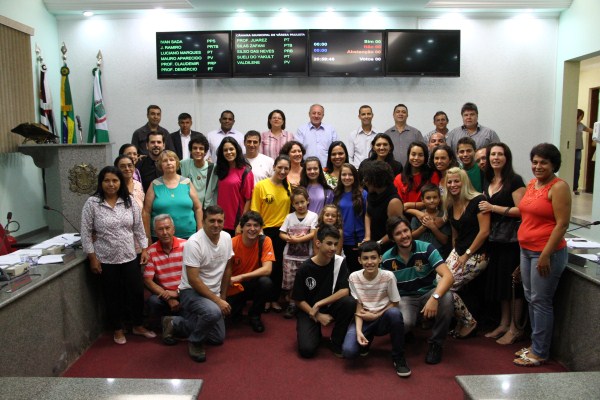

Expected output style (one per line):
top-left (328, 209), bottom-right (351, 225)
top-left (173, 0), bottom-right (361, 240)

top-left (232, 30), bottom-right (308, 77)
top-left (385, 30), bottom-right (460, 77)
top-left (308, 30), bottom-right (384, 77)
top-left (156, 31), bottom-right (232, 79)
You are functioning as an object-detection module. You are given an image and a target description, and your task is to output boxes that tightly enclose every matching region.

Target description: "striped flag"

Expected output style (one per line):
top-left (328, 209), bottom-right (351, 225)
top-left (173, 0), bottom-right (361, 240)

top-left (60, 64), bottom-right (76, 143)
top-left (39, 65), bottom-right (56, 134)
top-left (87, 67), bottom-right (109, 143)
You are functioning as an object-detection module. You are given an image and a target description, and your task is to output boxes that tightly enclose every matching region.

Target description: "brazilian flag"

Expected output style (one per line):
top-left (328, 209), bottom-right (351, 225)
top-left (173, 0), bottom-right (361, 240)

top-left (60, 64), bottom-right (76, 143)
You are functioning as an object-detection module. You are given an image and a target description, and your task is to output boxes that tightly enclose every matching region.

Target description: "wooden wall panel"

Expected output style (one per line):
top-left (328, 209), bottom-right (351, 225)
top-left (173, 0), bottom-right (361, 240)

top-left (0, 22), bottom-right (34, 153)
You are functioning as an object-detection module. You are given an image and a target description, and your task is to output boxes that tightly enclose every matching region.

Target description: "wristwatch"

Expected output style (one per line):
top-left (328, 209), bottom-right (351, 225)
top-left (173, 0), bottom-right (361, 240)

top-left (432, 293), bottom-right (440, 300)
top-left (465, 248), bottom-right (472, 256)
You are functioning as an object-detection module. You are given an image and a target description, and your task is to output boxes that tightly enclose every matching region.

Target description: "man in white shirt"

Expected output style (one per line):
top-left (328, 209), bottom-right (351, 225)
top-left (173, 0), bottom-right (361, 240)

top-left (244, 130), bottom-right (273, 184)
top-left (207, 110), bottom-right (245, 161)
top-left (347, 105), bottom-right (379, 167)
top-left (162, 205), bottom-right (233, 363)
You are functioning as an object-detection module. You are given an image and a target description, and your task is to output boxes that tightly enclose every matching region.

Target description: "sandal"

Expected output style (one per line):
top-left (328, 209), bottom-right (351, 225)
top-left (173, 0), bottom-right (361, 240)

top-left (271, 302), bottom-right (283, 313)
top-left (515, 347), bottom-right (530, 357)
top-left (456, 320), bottom-right (477, 339)
top-left (484, 326), bottom-right (509, 339)
top-left (513, 353), bottom-right (546, 367)
top-left (496, 330), bottom-right (523, 345)
top-left (113, 330), bottom-right (127, 345)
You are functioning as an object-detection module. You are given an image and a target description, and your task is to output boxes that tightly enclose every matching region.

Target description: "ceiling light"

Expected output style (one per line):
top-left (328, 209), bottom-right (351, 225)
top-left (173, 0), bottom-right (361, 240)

top-left (279, 7), bottom-right (289, 12)
top-left (371, 7), bottom-right (379, 12)
top-left (83, 11), bottom-right (94, 17)
top-left (326, 7), bottom-right (335, 12)
top-left (236, 8), bottom-right (245, 13)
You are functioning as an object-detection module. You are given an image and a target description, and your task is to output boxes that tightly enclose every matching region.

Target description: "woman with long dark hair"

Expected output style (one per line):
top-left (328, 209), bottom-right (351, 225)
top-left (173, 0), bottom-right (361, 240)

top-left (324, 141), bottom-right (349, 189)
top-left (251, 155), bottom-right (292, 312)
top-left (478, 143), bottom-right (526, 344)
top-left (211, 137), bottom-right (254, 236)
top-left (394, 142), bottom-right (433, 211)
top-left (358, 133), bottom-right (403, 180)
top-left (299, 156), bottom-right (333, 215)
top-left (81, 166), bottom-right (155, 344)
top-left (428, 144), bottom-right (459, 198)
top-left (333, 163), bottom-right (367, 273)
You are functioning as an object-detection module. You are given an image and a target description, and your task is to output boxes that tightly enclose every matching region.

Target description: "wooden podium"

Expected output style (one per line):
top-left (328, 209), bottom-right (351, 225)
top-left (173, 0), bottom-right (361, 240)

top-left (18, 143), bottom-right (113, 232)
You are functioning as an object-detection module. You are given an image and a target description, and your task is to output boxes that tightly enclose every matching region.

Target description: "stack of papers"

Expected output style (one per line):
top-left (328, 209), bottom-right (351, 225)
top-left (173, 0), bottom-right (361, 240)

top-left (566, 239), bottom-right (600, 249)
top-left (31, 233), bottom-right (80, 249)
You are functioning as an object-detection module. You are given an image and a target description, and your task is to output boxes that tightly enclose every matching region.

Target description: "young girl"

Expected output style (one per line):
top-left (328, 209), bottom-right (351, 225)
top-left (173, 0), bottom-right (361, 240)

top-left (300, 156), bottom-right (334, 215)
top-left (313, 204), bottom-right (344, 256)
top-left (279, 187), bottom-right (319, 319)
top-left (333, 163), bottom-right (367, 273)
top-left (407, 183), bottom-right (451, 259)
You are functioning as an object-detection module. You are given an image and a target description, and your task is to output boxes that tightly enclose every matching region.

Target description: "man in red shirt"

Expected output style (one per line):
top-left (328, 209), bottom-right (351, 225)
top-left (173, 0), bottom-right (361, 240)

top-left (226, 211), bottom-right (275, 333)
top-left (144, 214), bottom-right (185, 318)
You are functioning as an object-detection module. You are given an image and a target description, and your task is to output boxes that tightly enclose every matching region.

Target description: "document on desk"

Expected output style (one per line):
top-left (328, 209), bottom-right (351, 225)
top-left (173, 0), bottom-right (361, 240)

top-left (566, 239), bottom-right (600, 249)
top-left (577, 254), bottom-right (600, 263)
top-left (31, 233), bottom-right (80, 249)
top-left (37, 255), bottom-right (64, 265)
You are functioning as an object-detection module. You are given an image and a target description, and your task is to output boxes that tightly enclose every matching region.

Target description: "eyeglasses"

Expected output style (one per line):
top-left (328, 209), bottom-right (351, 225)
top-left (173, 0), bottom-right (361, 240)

top-left (119, 164), bottom-right (135, 169)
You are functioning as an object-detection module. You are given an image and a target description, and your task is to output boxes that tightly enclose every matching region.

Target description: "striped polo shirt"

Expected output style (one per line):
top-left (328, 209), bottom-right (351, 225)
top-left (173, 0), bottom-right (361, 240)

top-left (143, 236), bottom-right (186, 291)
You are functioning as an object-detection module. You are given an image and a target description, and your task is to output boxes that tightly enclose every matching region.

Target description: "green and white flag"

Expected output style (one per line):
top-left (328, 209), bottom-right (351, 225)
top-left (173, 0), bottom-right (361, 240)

top-left (87, 67), bottom-right (109, 143)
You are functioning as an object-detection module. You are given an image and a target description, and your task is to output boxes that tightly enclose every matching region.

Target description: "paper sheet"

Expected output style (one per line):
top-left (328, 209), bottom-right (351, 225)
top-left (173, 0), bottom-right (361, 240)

top-left (37, 255), bottom-right (64, 265)
top-left (566, 239), bottom-right (600, 249)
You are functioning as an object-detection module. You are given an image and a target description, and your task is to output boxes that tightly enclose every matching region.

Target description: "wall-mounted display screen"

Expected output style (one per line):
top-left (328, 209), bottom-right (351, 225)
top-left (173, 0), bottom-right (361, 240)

top-left (232, 30), bottom-right (308, 77)
top-left (308, 30), bottom-right (384, 77)
top-left (156, 31), bottom-right (232, 79)
top-left (386, 30), bottom-right (460, 77)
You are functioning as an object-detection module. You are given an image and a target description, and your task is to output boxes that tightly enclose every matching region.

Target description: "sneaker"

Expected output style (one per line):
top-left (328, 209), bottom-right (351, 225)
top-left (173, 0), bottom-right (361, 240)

top-left (359, 346), bottom-right (370, 357)
top-left (188, 342), bottom-right (206, 362)
top-left (161, 316), bottom-right (177, 346)
top-left (249, 316), bottom-right (265, 333)
top-left (283, 304), bottom-right (297, 319)
top-left (393, 356), bottom-right (412, 377)
top-left (425, 342), bottom-right (443, 364)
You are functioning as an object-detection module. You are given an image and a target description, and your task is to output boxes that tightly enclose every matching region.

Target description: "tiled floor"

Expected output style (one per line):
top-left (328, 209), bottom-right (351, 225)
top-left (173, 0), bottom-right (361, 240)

top-left (572, 192), bottom-right (593, 223)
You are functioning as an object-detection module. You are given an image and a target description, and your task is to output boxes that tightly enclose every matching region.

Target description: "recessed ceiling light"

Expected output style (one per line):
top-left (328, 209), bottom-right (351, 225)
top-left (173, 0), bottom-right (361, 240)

top-left (326, 7), bottom-right (335, 12)
top-left (236, 8), bottom-right (245, 13)
top-left (370, 7), bottom-right (379, 12)
top-left (83, 11), bottom-right (94, 17)
top-left (279, 7), bottom-right (289, 12)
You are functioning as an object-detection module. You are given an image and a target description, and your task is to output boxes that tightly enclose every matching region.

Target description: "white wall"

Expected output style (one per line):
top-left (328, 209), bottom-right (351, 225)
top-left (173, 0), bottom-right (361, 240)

top-left (57, 13), bottom-right (558, 178)
top-left (0, 0), bottom-right (60, 235)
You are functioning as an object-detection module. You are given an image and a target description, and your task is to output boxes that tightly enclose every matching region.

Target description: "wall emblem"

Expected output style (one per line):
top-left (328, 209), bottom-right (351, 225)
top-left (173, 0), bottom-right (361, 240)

top-left (69, 164), bottom-right (97, 195)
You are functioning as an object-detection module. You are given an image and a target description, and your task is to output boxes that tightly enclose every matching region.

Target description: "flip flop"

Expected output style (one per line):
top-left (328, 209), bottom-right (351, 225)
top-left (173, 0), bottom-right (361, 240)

top-left (513, 353), bottom-right (546, 367)
top-left (515, 347), bottom-right (530, 357)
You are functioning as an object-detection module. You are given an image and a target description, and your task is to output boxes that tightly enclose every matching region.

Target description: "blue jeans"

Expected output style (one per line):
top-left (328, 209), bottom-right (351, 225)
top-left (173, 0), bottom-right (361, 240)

top-left (342, 307), bottom-right (404, 359)
top-left (172, 289), bottom-right (225, 345)
top-left (520, 247), bottom-right (567, 359)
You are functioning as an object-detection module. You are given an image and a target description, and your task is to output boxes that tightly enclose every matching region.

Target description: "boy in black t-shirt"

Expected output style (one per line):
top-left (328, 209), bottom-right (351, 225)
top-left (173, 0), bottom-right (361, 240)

top-left (292, 224), bottom-right (356, 358)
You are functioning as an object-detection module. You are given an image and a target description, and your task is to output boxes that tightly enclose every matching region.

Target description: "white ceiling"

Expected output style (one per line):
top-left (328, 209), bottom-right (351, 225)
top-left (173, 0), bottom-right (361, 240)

top-left (42, 0), bottom-right (573, 16)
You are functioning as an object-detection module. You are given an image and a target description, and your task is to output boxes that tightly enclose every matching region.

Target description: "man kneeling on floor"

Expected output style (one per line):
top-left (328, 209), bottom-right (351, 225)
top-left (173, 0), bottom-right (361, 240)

top-left (341, 241), bottom-right (410, 377)
top-left (381, 216), bottom-right (454, 365)
top-left (226, 211), bottom-right (274, 333)
top-left (162, 205), bottom-right (233, 363)
top-left (292, 224), bottom-right (356, 358)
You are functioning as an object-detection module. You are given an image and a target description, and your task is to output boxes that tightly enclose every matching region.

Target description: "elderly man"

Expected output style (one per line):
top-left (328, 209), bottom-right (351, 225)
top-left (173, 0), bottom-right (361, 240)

top-left (384, 104), bottom-right (425, 165)
top-left (162, 205), bottom-right (233, 363)
top-left (131, 105), bottom-right (174, 155)
top-left (296, 104), bottom-right (338, 166)
top-left (143, 214), bottom-right (185, 319)
top-left (226, 211), bottom-right (274, 333)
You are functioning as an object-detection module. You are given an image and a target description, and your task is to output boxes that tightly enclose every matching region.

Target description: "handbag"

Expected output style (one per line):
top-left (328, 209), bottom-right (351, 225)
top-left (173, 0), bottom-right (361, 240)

top-left (489, 206), bottom-right (520, 243)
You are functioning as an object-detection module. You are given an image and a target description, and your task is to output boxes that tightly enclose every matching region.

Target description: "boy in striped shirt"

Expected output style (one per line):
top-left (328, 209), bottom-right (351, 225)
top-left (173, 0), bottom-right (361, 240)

top-left (341, 241), bottom-right (410, 378)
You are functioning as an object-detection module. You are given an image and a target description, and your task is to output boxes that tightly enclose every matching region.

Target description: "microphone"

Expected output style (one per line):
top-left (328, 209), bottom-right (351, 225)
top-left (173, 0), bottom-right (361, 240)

top-left (43, 205), bottom-right (80, 234)
top-left (567, 220), bottom-right (600, 233)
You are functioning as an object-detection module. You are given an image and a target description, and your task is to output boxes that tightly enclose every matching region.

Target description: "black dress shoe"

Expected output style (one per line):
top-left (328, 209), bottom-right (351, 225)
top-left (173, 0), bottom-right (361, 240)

top-left (249, 317), bottom-right (265, 333)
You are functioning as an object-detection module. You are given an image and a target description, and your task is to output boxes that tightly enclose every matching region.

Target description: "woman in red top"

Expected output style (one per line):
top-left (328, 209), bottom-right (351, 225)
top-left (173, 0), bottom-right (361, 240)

top-left (394, 142), bottom-right (433, 211)
top-left (514, 143), bottom-right (570, 367)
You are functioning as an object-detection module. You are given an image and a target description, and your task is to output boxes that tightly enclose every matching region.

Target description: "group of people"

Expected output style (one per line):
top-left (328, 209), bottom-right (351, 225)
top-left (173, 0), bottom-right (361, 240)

top-left (80, 100), bottom-right (571, 377)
